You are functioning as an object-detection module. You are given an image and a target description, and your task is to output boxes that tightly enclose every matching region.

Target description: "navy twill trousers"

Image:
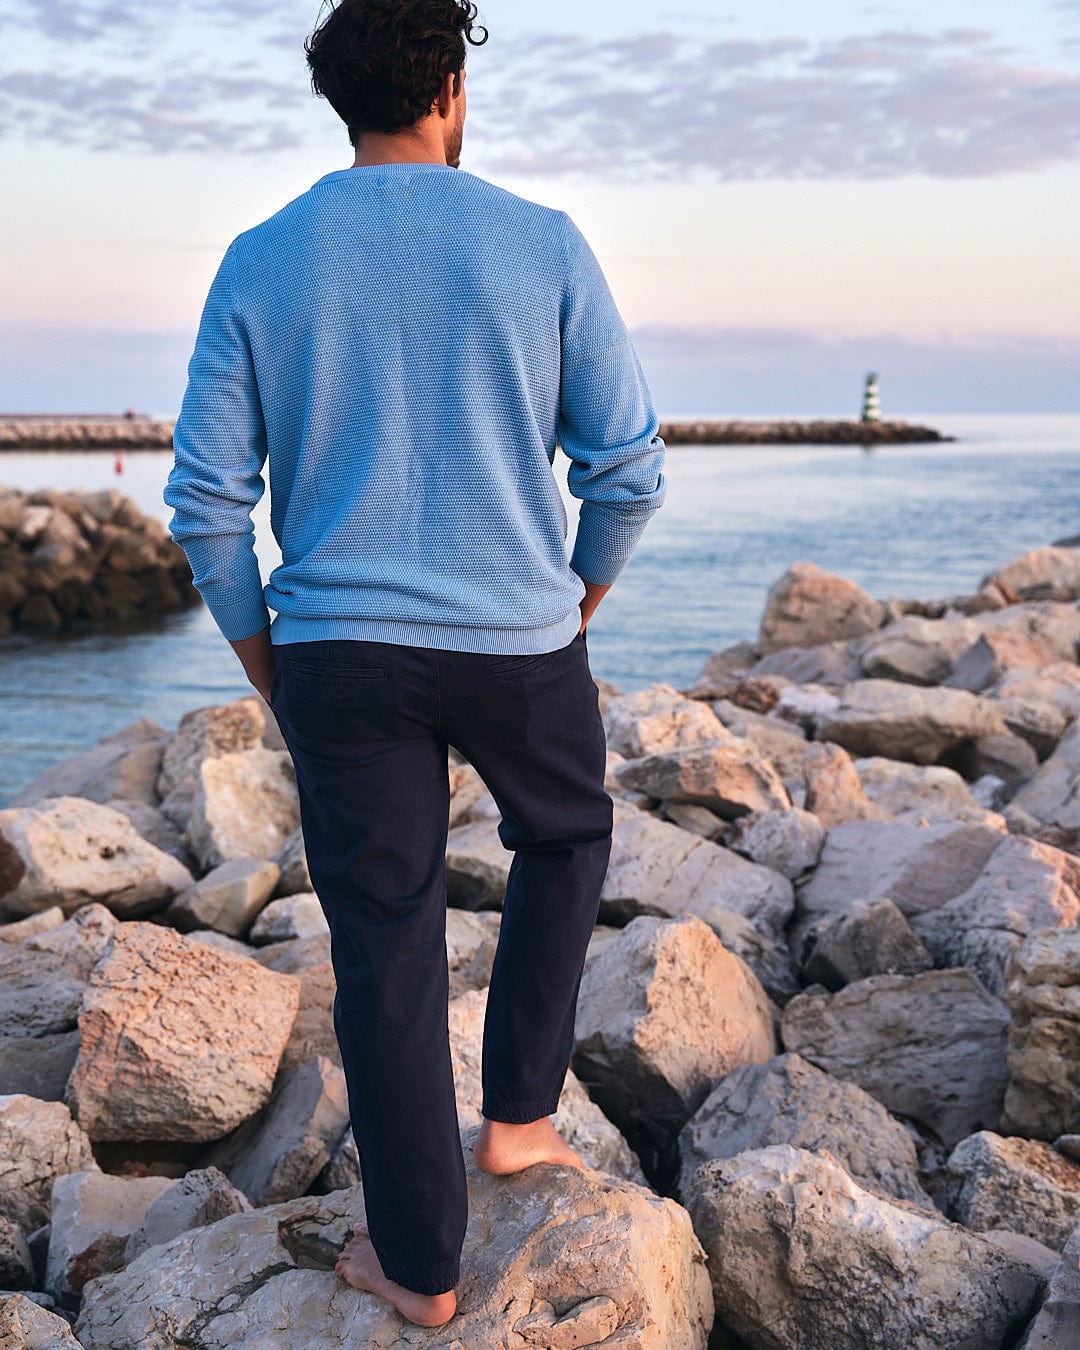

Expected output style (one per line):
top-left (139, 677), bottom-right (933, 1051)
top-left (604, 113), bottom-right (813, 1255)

top-left (267, 626), bottom-right (614, 1296)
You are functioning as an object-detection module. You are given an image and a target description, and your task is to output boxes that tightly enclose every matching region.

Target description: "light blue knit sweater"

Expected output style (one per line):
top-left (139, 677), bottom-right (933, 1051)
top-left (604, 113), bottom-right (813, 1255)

top-left (164, 162), bottom-right (667, 654)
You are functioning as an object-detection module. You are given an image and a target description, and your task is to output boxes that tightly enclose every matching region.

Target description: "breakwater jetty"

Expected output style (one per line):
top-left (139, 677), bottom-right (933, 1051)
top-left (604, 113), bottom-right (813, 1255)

top-left (0, 414), bottom-right (951, 450)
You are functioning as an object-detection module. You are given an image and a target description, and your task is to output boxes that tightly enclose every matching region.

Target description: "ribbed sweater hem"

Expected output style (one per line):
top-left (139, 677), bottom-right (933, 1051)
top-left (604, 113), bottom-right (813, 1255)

top-left (269, 607), bottom-right (582, 654)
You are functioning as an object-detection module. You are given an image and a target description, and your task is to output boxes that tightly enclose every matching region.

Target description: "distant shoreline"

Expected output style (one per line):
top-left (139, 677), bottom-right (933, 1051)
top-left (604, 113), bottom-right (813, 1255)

top-left (0, 414), bottom-right (953, 450)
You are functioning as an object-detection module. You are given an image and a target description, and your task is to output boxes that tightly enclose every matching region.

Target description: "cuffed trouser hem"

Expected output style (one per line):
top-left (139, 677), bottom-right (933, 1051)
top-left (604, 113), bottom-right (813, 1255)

top-left (375, 1255), bottom-right (460, 1297)
top-left (480, 1094), bottom-right (563, 1124)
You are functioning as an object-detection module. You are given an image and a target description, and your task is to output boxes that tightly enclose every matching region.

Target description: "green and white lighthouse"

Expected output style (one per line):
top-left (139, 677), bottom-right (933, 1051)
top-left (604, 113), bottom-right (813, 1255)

top-left (861, 371), bottom-right (881, 423)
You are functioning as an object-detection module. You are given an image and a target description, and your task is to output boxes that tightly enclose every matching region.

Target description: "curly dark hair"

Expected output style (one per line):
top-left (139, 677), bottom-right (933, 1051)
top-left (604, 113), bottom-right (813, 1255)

top-left (304, 0), bottom-right (489, 143)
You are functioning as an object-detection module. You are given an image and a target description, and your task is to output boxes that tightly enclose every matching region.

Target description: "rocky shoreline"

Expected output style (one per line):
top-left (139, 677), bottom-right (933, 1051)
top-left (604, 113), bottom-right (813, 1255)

top-left (0, 414), bottom-right (950, 450)
top-left (0, 485), bottom-right (199, 632)
top-left (3, 544), bottom-right (1080, 1346)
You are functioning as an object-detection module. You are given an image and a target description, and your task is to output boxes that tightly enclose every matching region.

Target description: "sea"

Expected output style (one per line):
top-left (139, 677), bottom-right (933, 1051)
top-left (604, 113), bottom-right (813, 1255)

top-left (1, 412), bottom-right (1078, 805)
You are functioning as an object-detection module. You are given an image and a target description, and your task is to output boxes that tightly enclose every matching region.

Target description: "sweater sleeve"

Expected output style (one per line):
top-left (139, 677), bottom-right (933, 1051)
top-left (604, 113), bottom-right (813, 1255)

top-left (163, 239), bottom-right (271, 642)
top-left (556, 213), bottom-right (667, 587)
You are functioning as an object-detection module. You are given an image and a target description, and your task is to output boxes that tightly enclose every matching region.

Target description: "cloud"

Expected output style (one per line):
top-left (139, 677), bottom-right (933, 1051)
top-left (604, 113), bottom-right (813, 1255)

top-left (2, 13), bottom-right (1080, 179)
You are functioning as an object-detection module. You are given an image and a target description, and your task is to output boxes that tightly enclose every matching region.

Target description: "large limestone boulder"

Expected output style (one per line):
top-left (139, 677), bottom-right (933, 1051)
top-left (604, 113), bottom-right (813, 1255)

top-left (613, 741), bottom-right (791, 818)
top-left (75, 1139), bottom-right (714, 1349)
top-left (0, 1295), bottom-right (83, 1346)
top-left (156, 698), bottom-right (266, 826)
top-left (677, 1053), bottom-right (932, 1207)
top-left (1000, 929), bottom-right (1080, 1140)
top-left (9, 718), bottom-right (166, 809)
top-left (66, 922), bottom-right (300, 1142)
top-left (909, 836), bottom-right (1080, 995)
top-left (683, 1144), bottom-right (1041, 1350)
top-left (45, 1169), bottom-right (174, 1297)
top-left (0, 1094), bottom-right (97, 1232)
top-left (983, 547), bottom-right (1080, 602)
top-left (186, 747), bottom-right (300, 873)
top-left (781, 969), bottom-right (1011, 1148)
top-left (945, 1131), bottom-right (1080, 1252)
top-left (602, 682), bottom-right (731, 759)
top-left (0, 797), bottom-right (192, 917)
top-left (814, 679), bottom-right (1009, 764)
top-left (1018, 1223), bottom-right (1080, 1348)
top-left (758, 562), bottom-right (885, 654)
top-left (573, 914), bottom-right (777, 1181)
top-left (857, 615), bottom-right (978, 685)
top-left (125, 1167), bottom-right (251, 1263)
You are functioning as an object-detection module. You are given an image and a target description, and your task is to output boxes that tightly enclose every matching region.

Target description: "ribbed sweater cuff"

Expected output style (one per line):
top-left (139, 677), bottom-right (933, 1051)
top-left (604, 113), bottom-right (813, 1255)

top-left (569, 501), bottom-right (658, 586)
top-left (177, 533), bottom-right (270, 641)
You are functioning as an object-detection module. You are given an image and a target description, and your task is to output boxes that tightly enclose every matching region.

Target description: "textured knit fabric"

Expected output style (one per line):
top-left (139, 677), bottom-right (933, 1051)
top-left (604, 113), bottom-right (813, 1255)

top-left (164, 162), bottom-right (667, 653)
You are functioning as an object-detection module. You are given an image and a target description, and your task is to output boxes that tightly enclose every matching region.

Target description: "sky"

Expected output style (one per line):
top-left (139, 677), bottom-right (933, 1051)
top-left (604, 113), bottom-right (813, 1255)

top-left (1, 0), bottom-right (1079, 416)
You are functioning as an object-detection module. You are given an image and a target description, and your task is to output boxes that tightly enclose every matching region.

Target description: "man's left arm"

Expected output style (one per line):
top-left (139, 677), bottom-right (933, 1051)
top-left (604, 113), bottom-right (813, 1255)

top-left (163, 239), bottom-right (275, 702)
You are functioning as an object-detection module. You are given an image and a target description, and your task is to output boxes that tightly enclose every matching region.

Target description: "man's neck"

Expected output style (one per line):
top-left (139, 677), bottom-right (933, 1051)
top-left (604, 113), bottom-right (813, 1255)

top-left (352, 130), bottom-right (447, 168)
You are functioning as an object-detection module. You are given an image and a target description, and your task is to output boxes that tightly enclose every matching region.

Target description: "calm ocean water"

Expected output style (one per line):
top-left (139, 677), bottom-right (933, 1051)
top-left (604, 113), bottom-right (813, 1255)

top-left (1, 411), bottom-right (1078, 804)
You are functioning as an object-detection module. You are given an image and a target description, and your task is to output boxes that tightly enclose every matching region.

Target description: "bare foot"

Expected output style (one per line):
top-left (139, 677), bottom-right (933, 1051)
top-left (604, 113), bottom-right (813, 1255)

top-left (472, 1115), bottom-right (585, 1175)
top-left (335, 1225), bottom-right (457, 1328)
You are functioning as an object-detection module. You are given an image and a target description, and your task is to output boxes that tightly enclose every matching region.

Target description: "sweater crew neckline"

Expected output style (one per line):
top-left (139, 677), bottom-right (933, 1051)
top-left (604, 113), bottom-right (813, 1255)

top-left (314, 164), bottom-right (457, 189)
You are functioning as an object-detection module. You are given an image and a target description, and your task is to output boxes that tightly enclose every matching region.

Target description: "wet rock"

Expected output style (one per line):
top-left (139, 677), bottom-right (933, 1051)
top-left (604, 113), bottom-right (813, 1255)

top-left (66, 921), bottom-right (300, 1142)
top-left (0, 797), bottom-right (192, 918)
top-left (613, 740), bottom-right (791, 818)
top-left (683, 1144), bottom-right (1041, 1350)
top-left (0, 1094), bottom-right (98, 1233)
top-left (45, 1170), bottom-right (174, 1298)
top-left (814, 679), bottom-right (1009, 764)
top-left (1000, 929), bottom-right (1080, 1141)
top-left (603, 682), bottom-right (732, 759)
top-left (573, 914), bottom-right (777, 1182)
top-left (781, 969), bottom-right (1011, 1148)
top-left (166, 857), bottom-right (280, 936)
top-left (946, 1131), bottom-right (1080, 1252)
top-left (125, 1167), bottom-right (251, 1263)
top-left (727, 807), bottom-right (824, 879)
top-left (758, 562), bottom-right (885, 654)
top-left (186, 748), bottom-right (300, 873)
top-left (677, 1052), bottom-right (932, 1207)
top-left (75, 1137), bottom-right (713, 1349)
top-left (802, 898), bottom-right (933, 990)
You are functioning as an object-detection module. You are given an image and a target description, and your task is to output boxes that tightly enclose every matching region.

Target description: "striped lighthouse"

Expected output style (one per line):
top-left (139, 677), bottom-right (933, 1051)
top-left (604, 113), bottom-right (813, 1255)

top-left (861, 371), bottom-right (881, 423)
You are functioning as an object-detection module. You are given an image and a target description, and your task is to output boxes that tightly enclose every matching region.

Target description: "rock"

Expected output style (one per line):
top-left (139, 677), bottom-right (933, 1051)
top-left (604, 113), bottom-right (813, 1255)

top-left (156, 699), bottom-right (266, 826)
top-left (684, 641), bottom-right (758, 699)
top-left (602, 682), bottom-right (732, 759)
top-left (0, 1095), bottom-right (98, 1233)
top-left (1056, 1136), bottom-right (1080, 1163)
top-left (104, 799), bottom-right (194, 868)
top-left (448, 760), bottom-right (489, 828)
top-left (727, 807), bottom-right (824, 879)
top-left (613, 741), bottom-right (791, 818)
top-left (781, 969), bottom-right (1011, 1148)
top-left (991, 664), bottom-right (1080, 758)
top-left (1011, 718), bottom-right (1080, 835)
top-left (0, 1217), bottom-right (33, 1290)
top-left (166, 857), bottom-right (280, 936)
top-left (773, 682), bottom-right (842, 731)
top-left (791, 819), bottom-right (1004, 958)
top-left (802, 741), bottom-right (884, 826)
top-left (45, 1170), bottom-right (174, 1297)
top-left (204, 1056), bottom-right (350, 1207)
top-left (814, 679), bottom-right (1009, 764)
top-left (909, 836), bottom-right (1080, 994)
top-left (0, 798), bottom-right (192, 918)
top-left (0, 1294), bottom-right (82, 1346)
top-left (983, 547), bottom-right (1080, 602)
top-left (749, 638), bottom-right (864, 687)
top-left (66, 922), bottom-right (300, 1142)
top-left (573, 914), bottom-right (777, 1182)
top-left (248, 892), bottom-right (328, 944)
top-left (959, 733), bottom-right (1040, 792)
top-left (677, 1052), bottom-right (932, 1206)
top-left (858, 615), bottom-right (978, 685)
top-left (759, 562), bottom-right (885, 654)
top-left (0, 1031), bottom-right (80, 1101)
top-left (855, 755), bottom-right (989, 823)
top-left (186, 748), bottom-right (300, 873)
top-left (1018, 1224), bottom-right (1080, 1348)
top-left (1000, 929), bottom-right (1080, 1140)
top-left (660, 800), bottom-right (727, 838)
top-left (0, 904), bottom-right (116, 1039)
top-left (444, 908), bottom-right (499, 995)
top-left (981, 1228), bottom-right (1063, 1283)
top-left (75, 1135), bottom-right (713, 1349)
top-left (277, 960), bottom-right (338, 1072)
top-left (272, 827), bottom-right (310, 898)
top-left (683, 1144), bottom-right (1041, 1350)
top-left (802, 898), bottom-right (933, 990)
top-left (255, 933), bottom-right (331, 974)
top-left (711, 701), bottom-right (810, 785)
top-left (124, 1167), bottom-right (251, 1263)
top-left (702, 908), bottom-right (802, 1007)
top-left (946, 1132), bottom-right (1080, 1252)
top-left (0, 906), bottom-right (64, 945)
top-left (948, 629), bottom-right (1064, 693)
top-left (9, 719), bottom-right (166, 809)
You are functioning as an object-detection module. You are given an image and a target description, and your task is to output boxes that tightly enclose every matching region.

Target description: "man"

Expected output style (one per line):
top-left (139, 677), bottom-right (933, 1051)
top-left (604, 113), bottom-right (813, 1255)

top-left (164, 0), bottom-right (666, 1330)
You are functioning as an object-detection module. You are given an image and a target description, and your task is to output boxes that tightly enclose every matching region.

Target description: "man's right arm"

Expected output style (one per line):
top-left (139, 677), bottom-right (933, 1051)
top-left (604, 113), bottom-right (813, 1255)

top-left (556, 212), bottom-right (667, 613)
